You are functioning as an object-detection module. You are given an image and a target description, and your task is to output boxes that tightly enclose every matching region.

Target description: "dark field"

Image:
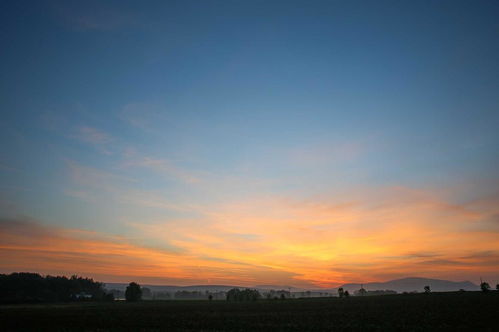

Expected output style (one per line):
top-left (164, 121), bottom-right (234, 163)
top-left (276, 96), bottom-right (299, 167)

top-left (1, 292), bottom-right (498, 331)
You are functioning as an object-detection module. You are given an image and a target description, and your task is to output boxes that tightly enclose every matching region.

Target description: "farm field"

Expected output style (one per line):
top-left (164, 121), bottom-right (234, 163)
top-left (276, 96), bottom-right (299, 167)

top-left (1, 292), bottom-right (498, 331)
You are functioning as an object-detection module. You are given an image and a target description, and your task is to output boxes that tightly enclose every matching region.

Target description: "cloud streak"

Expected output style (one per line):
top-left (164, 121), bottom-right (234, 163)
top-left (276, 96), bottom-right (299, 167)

top-left (51, 153), bottom-right (499, 287)
top-left (2, 182), bottom-right (499, 287)
top-left (125, 186), bottom-right (499, 286)
top-left (0, 217), bottom-right (299, 286)
top-left (71, 126), bottom-right (114, 154)
top-left (53, 1), bottom-right (140, 31)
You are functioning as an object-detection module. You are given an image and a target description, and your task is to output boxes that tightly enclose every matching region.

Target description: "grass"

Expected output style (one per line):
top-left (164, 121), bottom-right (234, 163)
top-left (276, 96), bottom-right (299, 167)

top-left (1, 292), bottom-right (498, 331)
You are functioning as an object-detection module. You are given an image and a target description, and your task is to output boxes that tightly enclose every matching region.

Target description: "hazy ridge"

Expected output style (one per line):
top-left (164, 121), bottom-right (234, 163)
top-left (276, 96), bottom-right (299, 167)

top-left (104, 277), bottom-right (479, 293)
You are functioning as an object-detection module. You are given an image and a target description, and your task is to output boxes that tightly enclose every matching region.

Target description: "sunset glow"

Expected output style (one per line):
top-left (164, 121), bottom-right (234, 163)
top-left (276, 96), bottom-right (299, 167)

top-left (1, 0), bottom-right (498, 287)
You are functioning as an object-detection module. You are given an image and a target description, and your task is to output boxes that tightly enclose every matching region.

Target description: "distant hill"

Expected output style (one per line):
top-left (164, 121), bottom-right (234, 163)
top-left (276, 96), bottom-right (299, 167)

top-left (337, 277), bottom-right (479, 293)
top-left (104, 283), bottom-right (239, 292)
top-left (254, 285), bottom-right (307, 291)
top-left (105, 277), bottom-right (479, 294)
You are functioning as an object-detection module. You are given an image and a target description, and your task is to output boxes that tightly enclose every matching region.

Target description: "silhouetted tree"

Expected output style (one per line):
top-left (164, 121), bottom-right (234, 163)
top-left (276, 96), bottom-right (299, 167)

top-left (226, 288), bottom-right (260, 301)
top-left (125, 282), bottom-right (142, 302)
top-left (266, 289), bottom-right (290, 299)
top-left (344, 290), bottom-right (350, 297)
top-left (359, 289), bottom-right (397, 296)
top-left (480, 282), bottom-right (490, 292)
top-left (356, 287), bottom-right (367, 296)
top-left (174, 290), bottom-right (205, 299)
top-left (424, 285), bottom-right (431, 294)
top-left (496, 284), bottom-right (499, 291)
top-left (338, 287), bottom-right (344, 298)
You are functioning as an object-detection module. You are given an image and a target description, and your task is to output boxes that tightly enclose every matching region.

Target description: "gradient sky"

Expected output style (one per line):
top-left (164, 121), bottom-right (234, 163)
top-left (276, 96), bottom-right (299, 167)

top-left (1, 0), bottom-right (499, 287)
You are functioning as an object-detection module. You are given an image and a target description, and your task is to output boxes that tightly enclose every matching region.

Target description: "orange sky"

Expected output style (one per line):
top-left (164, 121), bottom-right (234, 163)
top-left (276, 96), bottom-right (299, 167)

top-left (1, 0), bottom-right (499, 289)
top-left (2, 185), bottom-right (498, 287)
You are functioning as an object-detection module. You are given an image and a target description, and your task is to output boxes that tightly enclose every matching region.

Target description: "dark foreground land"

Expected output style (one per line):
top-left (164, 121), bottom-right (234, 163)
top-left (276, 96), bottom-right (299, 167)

top-left (1, 292), bottom-right (498, 331)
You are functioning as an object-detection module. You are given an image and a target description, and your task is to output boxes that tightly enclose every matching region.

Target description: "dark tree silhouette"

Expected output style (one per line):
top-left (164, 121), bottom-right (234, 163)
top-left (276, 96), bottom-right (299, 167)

top-left (356, 287), bottom-right (367, 296)
top-left (125, 282), bottom-right (142, 302)
top-left (496, 284), bottom-right (499, 291)
top-left (480, 282), bottom-right (490, 292)
top-left (266, 289), bottom-right (290, 299)
top-left (338, 287), bottom-right (344, 298)
top-left (0, 272), bottom-right (110, 304)
top-left (174, 290), bottom-right (204, 299)
top-left (359, 289), bottom-right (397, 296)
top-left (344, 290), bottom-right (350, 297)
top-left (226, 288), bottom-right (261, 301)
top-left (424, 285), bottom-right (431, 294)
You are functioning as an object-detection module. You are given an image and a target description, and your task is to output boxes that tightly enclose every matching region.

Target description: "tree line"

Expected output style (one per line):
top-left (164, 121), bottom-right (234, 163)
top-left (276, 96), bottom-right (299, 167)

top-left (3, 272), bottom-right (498, 304)
top-left (119, 281), bottom-right (499, 302)
top-left (0, 272), bottom-right (114, 304)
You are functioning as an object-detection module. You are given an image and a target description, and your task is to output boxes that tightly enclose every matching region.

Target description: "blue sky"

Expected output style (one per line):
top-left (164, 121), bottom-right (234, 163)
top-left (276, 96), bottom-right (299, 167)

top-left (1, 0), bottom-right (498, 285)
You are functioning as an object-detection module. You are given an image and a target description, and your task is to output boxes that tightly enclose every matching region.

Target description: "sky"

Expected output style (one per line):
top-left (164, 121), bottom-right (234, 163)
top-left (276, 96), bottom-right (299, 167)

top-left (1, 0), bottom-right (498, 288)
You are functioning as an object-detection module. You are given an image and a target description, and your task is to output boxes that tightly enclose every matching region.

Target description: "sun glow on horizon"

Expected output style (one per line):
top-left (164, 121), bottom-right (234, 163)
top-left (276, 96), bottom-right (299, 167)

top-left (2, 183), bottom-right (498, 287)
top-left (1, 0), bottom-right (498, 287)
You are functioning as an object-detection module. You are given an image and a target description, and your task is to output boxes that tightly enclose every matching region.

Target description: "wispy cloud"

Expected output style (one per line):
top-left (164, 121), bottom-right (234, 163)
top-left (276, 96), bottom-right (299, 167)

top-left (71, 126), bottom-right (114, 154)
top-left (119, 102), bottom-right (170, 133)
top-left (124, 186), bottom-right (499, 286)
top-left (0, 217), bottom-right (304, 286)
top-left (287, 141), bottom-right (366, 167)
top-left (52, 1), bottom-right (140, 31)
top-left (64, 160), bottom-right (198, 212)
top-left (4, 180), bottom-right (499, 286)
top-left (12, 156), bottom-right (499, 287)
top-left (123, 156), bottom-right (201, 184)
top-left (0, 162), bottom-right (18, 172)
top-left (75, 127), bottom-right (111, 144)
